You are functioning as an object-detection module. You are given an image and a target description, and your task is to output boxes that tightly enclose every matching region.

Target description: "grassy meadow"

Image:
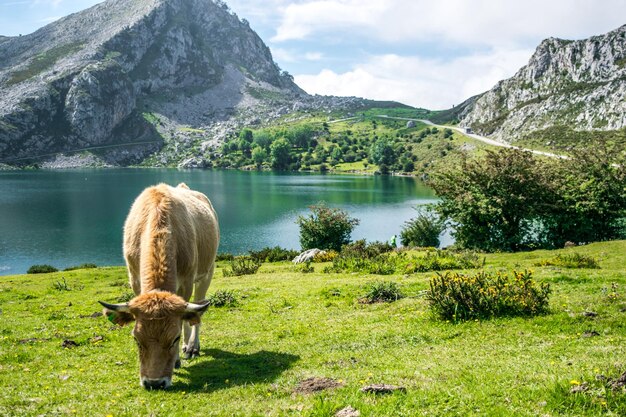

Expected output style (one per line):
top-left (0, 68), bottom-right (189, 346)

top-left (1, 241), bottom-right (625, 416)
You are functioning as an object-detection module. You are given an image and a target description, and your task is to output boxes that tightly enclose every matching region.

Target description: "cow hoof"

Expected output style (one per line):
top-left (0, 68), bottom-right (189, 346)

top-left (175, 359), bottom-right (181, 369)
top-left (183, 347), bottom-right (200, 359)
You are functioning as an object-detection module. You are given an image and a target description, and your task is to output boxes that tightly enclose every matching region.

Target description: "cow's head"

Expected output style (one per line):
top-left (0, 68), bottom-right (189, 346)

top-left (99, 291), bottom-right (209, 389)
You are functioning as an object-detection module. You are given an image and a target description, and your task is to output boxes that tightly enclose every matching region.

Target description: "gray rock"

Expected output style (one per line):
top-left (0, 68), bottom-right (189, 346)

top-left (292, 249), bottom-right (325, 264)
top-left (462, 24), bottom-right (626, 141)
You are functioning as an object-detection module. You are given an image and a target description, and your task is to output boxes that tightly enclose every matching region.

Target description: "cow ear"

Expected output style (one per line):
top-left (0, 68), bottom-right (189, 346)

top-left (182, 301), bottom-right (210, 326)
top-left (99, 301), bottom-right (135, 326)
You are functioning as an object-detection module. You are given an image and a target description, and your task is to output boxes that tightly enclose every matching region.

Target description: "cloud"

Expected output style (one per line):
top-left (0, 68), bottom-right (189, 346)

top-left (272, 0), bottom-right (626, 46)
top-left (294, 48), bottom-right (534, 109)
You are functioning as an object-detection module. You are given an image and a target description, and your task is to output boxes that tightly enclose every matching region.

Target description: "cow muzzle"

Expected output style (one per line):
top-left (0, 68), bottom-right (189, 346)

top-left (141, 377), bottom-right (171, 390)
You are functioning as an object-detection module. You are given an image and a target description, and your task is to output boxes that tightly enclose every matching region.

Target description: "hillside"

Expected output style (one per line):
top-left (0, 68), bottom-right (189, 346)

top-left (460, 24), bottom-right (626, 145)
top-left (1, 241), bottom-right (625, 415)
top-left (0, 0), bottom-right (402, 168)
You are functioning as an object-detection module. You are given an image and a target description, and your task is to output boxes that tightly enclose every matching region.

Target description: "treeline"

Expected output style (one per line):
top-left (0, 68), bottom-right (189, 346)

top-left (209, 120), bottom-right (455, 174)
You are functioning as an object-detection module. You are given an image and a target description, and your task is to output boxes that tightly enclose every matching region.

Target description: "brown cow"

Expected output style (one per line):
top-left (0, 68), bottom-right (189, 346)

top-left (99, 183), bottom-right (219, 389)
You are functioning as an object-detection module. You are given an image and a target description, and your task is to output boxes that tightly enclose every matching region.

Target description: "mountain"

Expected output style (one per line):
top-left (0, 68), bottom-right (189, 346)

top-left (0, 0), bottom-right (326, 166)
top-left (461, 24), bottom-right (626, 142)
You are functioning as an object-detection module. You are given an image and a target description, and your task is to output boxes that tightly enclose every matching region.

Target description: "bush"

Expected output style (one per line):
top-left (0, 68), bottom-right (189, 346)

top-left (248, 246), bottom-right (299, 263)
top-left (313, 250), bottom-right (338, 262)
top-left (27, 264), bottom-right (58, 274)
top-left (293, 261), bottom-right (315, 274)
top-left (223, 256), bottom-right (262, 277)
top-left (403, 250), bottom-right (484, 274)
top-left (63, 263), bottom-right (97, 271)
top-left (206, 290), bottom-right (238, 307)
top-left (52, 278), bottom-right (71, 291)
top-left (400, 210), bottom-right (444, 247)
top-left (216, 253), bottom-right (235, 262)
top-left (535, 253), bottom-right (600, 269)
top-left (427, 270), bottom-right (551, 322)
top-left (325, 253), bottom-right (400, 275)
top-left (360, 281), bottom-right (405, 303)
top-left (341, 239), bottom-right (394, 259)
top-left (297, 203), bottom-right (360, 251)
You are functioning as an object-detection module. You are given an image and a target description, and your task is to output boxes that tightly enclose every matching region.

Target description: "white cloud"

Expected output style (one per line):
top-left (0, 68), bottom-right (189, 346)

top-left (273, 0), bottom-right (626, 46)
top-left (304, 51), bottom-right (323, 61)
top-left (295, 48), bottom-right (533, 109)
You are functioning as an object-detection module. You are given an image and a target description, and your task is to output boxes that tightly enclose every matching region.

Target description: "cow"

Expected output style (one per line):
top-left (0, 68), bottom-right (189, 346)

top-left (99, 183), bottom-right (219, 389)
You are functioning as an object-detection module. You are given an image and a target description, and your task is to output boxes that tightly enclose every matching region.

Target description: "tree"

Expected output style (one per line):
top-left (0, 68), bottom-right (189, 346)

top-left (239, 128), bottom-right (254, 143)
top-left (287, 124), bottom-right (314, 148)
top-left (253, 130), bottom-right (273, 150)
top-left (369, 137), bottom-right (396, 168)
top-left (251, 146), bottom-right (267, 168)
top-left (430, 149), bottom-right (551, 251)
top-left (429, 147), bottom-right (626, 251)
top-left (400, 208), bottom-right (444, 248)
top-left (297, 203), bottom-right (360, 251)
top-left (270, 138), bottom-right (292, 170)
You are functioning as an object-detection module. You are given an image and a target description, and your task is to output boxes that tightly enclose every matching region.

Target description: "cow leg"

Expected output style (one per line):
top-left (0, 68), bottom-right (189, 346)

top-left (183, 273), bottom-right (212, 359)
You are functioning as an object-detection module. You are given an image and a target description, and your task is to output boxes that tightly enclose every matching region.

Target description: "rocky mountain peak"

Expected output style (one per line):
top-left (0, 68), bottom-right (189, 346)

top-left (461, 24), bottom-right (626, 141)
top-left (0, 0), bottom-right (304, 165)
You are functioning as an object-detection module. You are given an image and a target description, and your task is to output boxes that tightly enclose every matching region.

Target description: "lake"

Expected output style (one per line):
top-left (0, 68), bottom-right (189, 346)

top-left (0, 169), bottom-right (444, 275)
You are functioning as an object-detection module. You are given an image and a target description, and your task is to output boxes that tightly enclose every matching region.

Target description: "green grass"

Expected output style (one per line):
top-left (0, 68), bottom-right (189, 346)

top-left (1, 241), bottom-right (625, 416)
top-left (7, 42), bottom-right (83, 85)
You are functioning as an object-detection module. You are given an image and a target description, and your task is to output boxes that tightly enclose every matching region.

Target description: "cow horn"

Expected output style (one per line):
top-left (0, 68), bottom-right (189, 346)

top-left (185, 301), bottom-right (211, 313)
top-left (99, 301), bottom-right (131, 313)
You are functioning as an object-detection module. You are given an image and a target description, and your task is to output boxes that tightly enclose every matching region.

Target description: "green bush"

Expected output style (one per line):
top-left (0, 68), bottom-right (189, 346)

top-left (325, 253), bottom-right (400, 275)
top-left (360, 281), bottom-right (405, 303)
top-left (248, 246), bottom-right (299, 263)
top-left (400, 210), bottom-right (444, 247)
top-left (427, 270), bottom-right (551, 322)
top-left (403, 250), bottom-right (484, 274)
top-left (223, 256), bottom-right (262, 277)
top-left (27, 264), bottom-right (58, 274)
top-left (64, 263), bottom-right (97, 271)
top-left (297, 203), bottom-right (360, 251)
top-left (535, 253), bottom-right (600, 269)
top-left (216, 253), bottom-right (235, 262)
top-left (52, 278), bottom-right (71, 291)
top-left (341, 239), bottom-right (394, 259)
top-left (206, 290), bottom-right (238, 307)
top-left (313, 250), bottom-right (338, 262)
top-left (293, 261), bottom-right (315, 274)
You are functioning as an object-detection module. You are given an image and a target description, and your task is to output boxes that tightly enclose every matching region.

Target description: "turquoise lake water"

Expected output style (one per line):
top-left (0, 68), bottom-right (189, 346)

top-left (0, 169), bottom-right (444, 275)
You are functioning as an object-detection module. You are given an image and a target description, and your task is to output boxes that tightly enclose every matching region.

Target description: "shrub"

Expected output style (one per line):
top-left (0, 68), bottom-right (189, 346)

top-left (206, 290), bottom-right (238, 307)
top-left (324, 252), bottom-right (401, 275)
top-left (427, 270), bottom-right (551, 322)
top-left (313, 249), bottom-right (338, 262)
top-left (535, 253), bottom-right (600, 269)
top-left (293, 261), bottom-right (315, 274)
top-left (403, 250), bottom-right (484, 274)
top-left (27, 264), bottom-right (58, 274)
top-left (216, 253), bottom-right (235, 262)
top-left (400, 210), bottom-right (444, 248)
top-left (52, 278), bottom-right (71, 291)
top-left (341, 239), bottom-right (394, 259)
top-left (64, 263), bottom-right (97, 271)
top-left (360, 281), bottom-right (405, 303)
top-left (297, 203), bottom-right (360, 251)
top-left (223, 256), bottom-right (262, 277)
top-left (249, 246), bottom-right (299, 263)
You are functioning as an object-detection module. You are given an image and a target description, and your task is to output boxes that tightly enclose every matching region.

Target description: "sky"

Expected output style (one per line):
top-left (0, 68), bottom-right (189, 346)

top-left (1, 0), bottom-right (625, 109)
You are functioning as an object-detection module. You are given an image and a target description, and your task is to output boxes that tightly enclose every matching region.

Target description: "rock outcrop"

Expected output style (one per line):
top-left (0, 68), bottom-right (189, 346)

top-left (461, 24), bottom-right (626, 141)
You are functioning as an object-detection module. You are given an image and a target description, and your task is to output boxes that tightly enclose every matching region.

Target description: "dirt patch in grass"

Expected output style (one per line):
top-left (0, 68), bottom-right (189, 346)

top-left (360, 383), bottom-right (406, 394)
top-left (62, 339), bottom-right (78, 349)
top-left (295, 377), bottom-right (344, 394)
top-left (80, 311), bottom-right (102, 318)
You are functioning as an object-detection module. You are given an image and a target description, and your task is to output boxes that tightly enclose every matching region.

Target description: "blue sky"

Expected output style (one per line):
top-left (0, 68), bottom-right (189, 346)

top-left (1, 0), bottom-right (625, 109)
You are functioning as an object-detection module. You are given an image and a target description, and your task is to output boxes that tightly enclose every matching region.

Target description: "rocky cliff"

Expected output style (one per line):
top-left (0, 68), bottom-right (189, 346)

top-left (461, 24), bottom-right (626, 142)
top-left (0, 0), bottom-right (308, 166)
